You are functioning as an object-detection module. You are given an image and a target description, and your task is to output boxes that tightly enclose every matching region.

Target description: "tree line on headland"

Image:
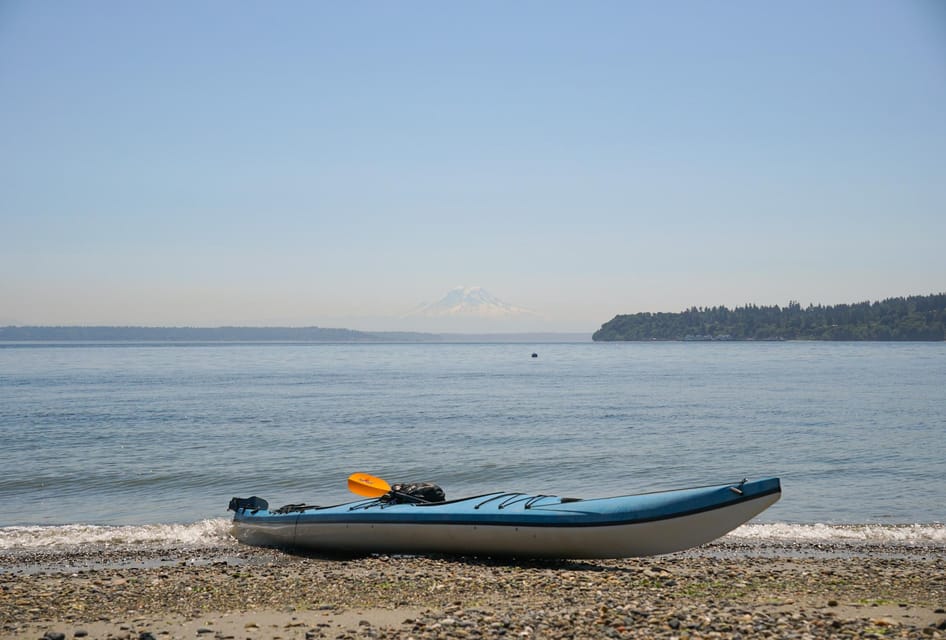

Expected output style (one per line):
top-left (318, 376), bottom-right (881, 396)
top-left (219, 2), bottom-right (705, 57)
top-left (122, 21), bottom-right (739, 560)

top-left (592, 293), bottom-right (946, 342)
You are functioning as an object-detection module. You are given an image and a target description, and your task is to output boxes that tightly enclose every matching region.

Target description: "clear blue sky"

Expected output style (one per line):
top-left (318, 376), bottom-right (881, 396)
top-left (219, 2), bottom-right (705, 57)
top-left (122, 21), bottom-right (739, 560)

top-left (2, 1), bottom-right (944, 332)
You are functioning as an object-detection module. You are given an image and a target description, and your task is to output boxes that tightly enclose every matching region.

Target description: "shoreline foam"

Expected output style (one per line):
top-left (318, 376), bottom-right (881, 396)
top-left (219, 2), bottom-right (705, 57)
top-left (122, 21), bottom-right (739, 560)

top-left (3, 520), bottom-right (944, 555)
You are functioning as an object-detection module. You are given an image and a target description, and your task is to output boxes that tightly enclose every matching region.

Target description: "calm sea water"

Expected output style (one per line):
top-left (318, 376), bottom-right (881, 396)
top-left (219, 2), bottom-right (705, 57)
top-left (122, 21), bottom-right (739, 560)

top-left (1, 341), bottom-right (944, 549)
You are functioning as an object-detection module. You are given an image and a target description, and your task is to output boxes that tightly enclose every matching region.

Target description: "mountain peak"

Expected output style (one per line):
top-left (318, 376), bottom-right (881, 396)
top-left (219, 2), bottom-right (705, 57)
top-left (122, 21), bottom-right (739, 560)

top-left (408, 286), bottom-right (536, 320)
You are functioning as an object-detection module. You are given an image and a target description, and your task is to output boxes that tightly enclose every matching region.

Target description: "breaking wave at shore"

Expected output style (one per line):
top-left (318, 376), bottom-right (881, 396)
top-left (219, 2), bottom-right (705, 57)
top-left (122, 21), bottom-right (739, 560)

top-left (0, 519), bottom-right (234, 551)
top-left (1, 520), bottom-right (943, 553)
top-left (728, 522), bottom-right (946, 545)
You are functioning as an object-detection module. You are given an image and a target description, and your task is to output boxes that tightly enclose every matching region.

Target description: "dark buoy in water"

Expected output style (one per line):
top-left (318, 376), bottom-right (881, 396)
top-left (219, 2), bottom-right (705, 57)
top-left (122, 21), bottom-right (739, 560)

top-left (531, 352), bottom-right (538, 358)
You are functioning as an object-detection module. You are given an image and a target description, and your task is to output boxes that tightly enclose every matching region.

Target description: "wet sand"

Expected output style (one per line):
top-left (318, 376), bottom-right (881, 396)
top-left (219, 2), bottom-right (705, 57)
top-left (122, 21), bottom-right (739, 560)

top-left (2, 541), bottom-right (944, 639)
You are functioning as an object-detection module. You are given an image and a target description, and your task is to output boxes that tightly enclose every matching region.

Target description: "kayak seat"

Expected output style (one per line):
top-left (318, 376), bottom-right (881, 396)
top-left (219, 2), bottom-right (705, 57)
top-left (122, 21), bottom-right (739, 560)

top-left (380, 482), bottom-right (446, 504)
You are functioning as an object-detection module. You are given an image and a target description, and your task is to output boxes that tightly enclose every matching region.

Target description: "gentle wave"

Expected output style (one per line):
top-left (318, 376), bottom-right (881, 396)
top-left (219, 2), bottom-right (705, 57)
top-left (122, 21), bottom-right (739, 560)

top-left (1, 521), bottom-right (944, 552)
top-left (0, 519), bottom-right (233, 551)
top-left (726, 522), bottom-right (946, 545)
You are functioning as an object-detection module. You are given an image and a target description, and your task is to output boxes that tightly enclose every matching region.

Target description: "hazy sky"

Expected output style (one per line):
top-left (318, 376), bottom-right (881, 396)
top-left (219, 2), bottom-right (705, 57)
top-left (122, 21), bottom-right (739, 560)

top-left (2, 2), bottom-right (944, 332)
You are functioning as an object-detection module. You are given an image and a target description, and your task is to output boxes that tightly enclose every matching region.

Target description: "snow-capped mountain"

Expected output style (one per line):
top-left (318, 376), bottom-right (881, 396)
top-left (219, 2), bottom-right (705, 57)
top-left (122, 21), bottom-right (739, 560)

top-left (407, 287), bottom-right (537, 320)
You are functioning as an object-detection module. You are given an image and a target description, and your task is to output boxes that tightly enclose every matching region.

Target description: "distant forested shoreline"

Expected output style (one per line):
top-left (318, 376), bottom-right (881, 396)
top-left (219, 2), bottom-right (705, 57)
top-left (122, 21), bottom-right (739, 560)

top-left (0, 326), bottom-right (586, 343)
top-left (593, 293), bottom-right (946, 342)
top-left (0, 326), bottom-right (422, 342)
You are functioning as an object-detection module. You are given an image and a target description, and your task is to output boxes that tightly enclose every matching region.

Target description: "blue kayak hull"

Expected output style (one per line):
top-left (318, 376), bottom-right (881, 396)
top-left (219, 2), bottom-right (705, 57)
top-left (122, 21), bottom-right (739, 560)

top-left (230, 477), bottom-right (780, 558)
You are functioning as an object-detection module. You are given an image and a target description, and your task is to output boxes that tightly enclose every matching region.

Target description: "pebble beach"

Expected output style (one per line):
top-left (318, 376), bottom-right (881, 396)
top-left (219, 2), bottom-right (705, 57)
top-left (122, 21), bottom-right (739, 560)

top-left (3, 540), bottom-right (945, 640)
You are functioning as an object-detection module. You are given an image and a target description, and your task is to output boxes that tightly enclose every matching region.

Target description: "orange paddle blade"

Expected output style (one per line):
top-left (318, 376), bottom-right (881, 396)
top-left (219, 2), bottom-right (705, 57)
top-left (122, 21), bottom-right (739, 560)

top-left (347, 472), bottom-right (391, 498)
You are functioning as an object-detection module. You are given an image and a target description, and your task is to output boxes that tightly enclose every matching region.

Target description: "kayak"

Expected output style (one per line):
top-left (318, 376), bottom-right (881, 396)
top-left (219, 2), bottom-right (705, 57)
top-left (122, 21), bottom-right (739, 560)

top-left (228, 476), bottom-right (781, 558)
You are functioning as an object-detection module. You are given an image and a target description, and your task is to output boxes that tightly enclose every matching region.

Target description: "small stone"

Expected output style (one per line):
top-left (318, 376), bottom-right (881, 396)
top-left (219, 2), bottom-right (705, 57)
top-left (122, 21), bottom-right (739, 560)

top-left (44, 632), bottom-right (66, 640)
top-left (827, 600), bottom-right (839, 607)
top-left (74, 632), bottom-right (89, 638)
top-left (871, 617), bottom-right (898, 627)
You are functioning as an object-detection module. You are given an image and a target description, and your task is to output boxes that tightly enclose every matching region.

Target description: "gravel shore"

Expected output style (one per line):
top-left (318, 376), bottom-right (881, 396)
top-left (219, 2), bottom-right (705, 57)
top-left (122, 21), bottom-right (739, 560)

top-left (3, 541), bottom-right (944, 639)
